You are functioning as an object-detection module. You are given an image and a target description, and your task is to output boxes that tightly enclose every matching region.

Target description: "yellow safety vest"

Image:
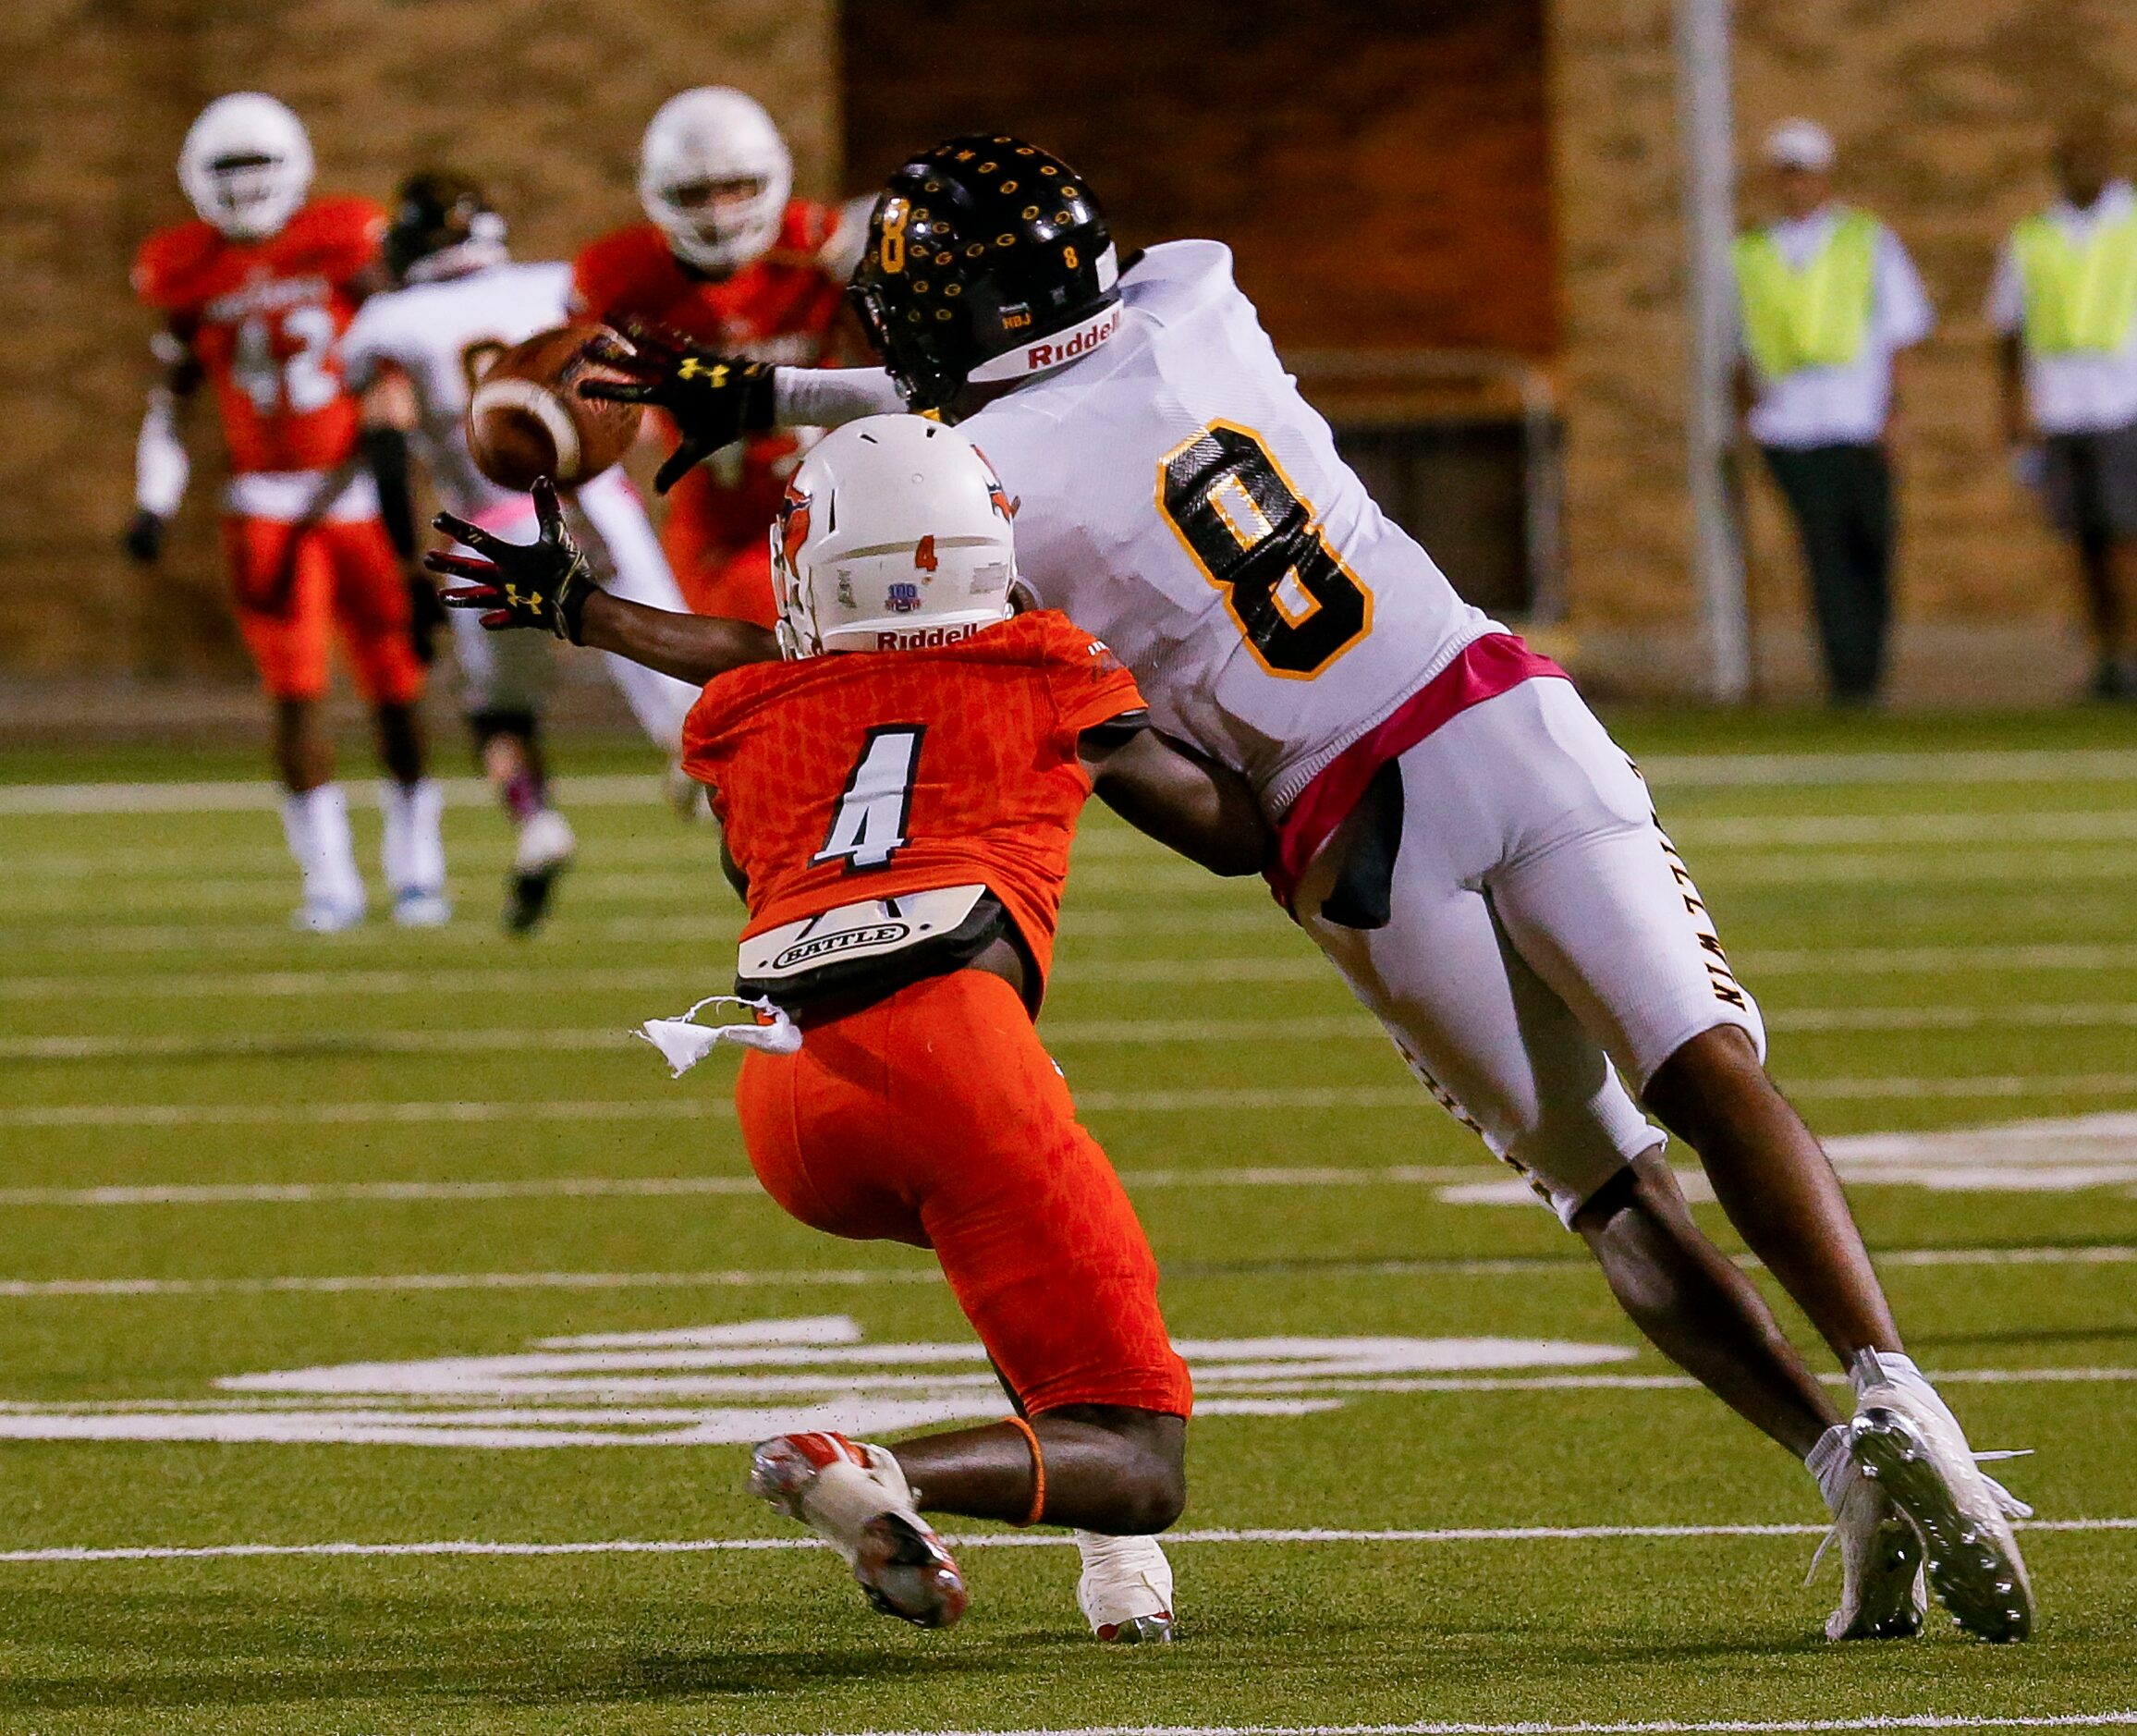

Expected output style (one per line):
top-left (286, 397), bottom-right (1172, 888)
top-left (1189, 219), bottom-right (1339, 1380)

top-left (1731, 209), bottom-right (1880, 379)
top-left (2012, 207), bottom-right (2137, 355)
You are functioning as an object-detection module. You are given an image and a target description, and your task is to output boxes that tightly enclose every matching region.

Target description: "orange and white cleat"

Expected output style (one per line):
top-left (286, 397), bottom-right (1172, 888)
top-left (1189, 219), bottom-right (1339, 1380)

top-left (750, 1431), bottom-right (969, 1629)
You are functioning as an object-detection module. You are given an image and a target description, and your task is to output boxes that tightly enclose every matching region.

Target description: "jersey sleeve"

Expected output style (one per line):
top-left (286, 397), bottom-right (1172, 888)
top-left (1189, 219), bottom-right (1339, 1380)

top-left (1041, 614), bottom-right (1146, 736)
top-left (131, 224), bottom-right (207, 313)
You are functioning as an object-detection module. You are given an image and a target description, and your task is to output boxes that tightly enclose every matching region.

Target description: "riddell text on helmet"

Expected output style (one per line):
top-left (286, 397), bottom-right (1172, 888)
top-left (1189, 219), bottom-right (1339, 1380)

top-left (875, 623), bottom-right (983, 652)
top-left (971, 305), bottom-right (1122, 384)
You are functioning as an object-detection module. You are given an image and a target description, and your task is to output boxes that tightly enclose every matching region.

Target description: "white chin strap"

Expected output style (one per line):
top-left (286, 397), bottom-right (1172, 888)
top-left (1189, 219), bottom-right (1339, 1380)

top-left (967, 302), bottom-right (1122, 385)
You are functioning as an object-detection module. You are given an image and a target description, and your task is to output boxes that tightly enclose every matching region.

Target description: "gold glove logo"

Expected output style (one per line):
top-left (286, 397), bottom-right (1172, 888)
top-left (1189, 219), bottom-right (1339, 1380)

top-left (678, 357), bottom-right (727, 385)
top-left (501, 583), bottom-right (545, 614)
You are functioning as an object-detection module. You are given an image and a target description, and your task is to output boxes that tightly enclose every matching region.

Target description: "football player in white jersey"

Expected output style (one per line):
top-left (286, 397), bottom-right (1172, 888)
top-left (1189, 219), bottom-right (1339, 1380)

top-left (530, 137), bottom-right (2033, 1645)
top-left (345, 173), bottom-right (701, 930)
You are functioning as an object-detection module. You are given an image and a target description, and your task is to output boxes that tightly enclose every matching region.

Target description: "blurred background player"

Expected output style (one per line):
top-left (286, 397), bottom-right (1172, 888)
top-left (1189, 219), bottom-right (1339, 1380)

top-left (430, 419), bottom-right (1278, 1639)
top-left (342, 170), bottom-right (700, 931)
top-left (1733, 119), bottom-right (1934, 707)
top-left (1992, 112), bottom-right (2137, 702)
top-left (127, 92), bottom-right (447, 931)
top-left (569, 87), bottom-right (868, 627)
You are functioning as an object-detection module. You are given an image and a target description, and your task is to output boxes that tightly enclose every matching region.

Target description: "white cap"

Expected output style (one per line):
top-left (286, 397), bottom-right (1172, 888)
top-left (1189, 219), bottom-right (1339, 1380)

top-left (1764, 118), bottom-right (1836, 173)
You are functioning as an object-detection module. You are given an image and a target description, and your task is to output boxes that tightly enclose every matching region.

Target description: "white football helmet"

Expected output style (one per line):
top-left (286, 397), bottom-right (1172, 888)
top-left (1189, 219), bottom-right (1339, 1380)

top-left (638, 88), bottom-right (792, 275)
top-left (772, 416), bottom-right (1019, 660)
top-left (178, 93), bottom-right (313, 242)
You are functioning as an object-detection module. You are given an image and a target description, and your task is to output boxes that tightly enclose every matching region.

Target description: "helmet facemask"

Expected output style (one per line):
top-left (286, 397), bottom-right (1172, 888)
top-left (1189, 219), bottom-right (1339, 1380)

top-left (638, 88), bottom-right (792, 275)
top-left (178, 94), bottom-right (314, 242)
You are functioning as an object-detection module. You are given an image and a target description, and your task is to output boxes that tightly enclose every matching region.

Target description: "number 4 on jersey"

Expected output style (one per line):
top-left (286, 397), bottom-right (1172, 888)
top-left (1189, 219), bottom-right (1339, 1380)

top-left (814, 726), bottom-right (925, 871)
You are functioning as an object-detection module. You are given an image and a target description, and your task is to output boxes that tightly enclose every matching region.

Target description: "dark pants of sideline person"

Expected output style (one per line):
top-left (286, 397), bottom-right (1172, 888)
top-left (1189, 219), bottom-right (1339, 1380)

top-left (1761, 443), bottom-right (1893, 703)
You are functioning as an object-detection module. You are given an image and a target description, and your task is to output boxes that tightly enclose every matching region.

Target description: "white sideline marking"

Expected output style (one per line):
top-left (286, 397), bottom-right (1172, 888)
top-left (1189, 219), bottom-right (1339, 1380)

top-left (0, 1270), bottom-right (936, 1297)
top-left (2, 1252), bottom-right (2130, 1298)
top-left (1639, 746), bottom-right (2137, 786)
top-left (0, 1514), bottom-right (2127, 1568)
top-left (11, 946), bottom-right (2137, 1005)
top-left (8, 1003), bottom-right (2137, 1063)
top-left (1681, 809), bottom-right (2137, 845)
top-left (15, 1074), bottom-right (2137, 1131)
top-left (6, 749), bottom-right (2132, 814)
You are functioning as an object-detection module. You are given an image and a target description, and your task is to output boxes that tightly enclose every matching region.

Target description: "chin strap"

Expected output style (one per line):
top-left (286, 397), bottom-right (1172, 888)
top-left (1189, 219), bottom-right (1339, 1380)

top-left (636, 994), bottom-right (801, 1077)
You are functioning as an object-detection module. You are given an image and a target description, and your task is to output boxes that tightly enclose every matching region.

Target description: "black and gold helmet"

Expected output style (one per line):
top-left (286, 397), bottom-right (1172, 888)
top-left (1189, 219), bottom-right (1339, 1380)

top-left (849, 135), bottom-right (1121, 412)
top-left (385, 169), bottom-right (507, 285)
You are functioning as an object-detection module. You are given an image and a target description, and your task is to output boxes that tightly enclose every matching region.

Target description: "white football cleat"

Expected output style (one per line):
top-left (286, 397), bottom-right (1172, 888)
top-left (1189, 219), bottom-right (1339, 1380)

top-left (506, 809), bottom-right (576, 934)
top-left (1075, 1530), bottom-right (1175, 1643)
top-left (1848, 1350), bottom-right (2033, 1644)
top-left (1807, 1424), bottom-right (1924, 1642)
top-left (751, 1431), bottom-right (968, 1629)
top-left (291, 897), bottom-right (365, 933)
top-left (390, 888), bottom-right (453, 928)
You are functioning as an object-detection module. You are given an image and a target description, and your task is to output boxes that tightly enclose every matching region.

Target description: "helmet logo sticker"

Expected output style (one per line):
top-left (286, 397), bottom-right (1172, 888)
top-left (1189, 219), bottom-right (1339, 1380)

top-left (913, 534), bottom-right (939, 574)
top-left (775, 482), bottom-right (812, 571)
top-left (885, 581), bottom-right (923, 614)
top-left (879, 198), bottom-right (909, 275)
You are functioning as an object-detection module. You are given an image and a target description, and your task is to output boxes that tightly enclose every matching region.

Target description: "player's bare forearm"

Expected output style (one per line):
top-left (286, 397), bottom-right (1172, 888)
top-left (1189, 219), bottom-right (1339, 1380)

top-left (576, 592), bottom-right (777, 687)
top-left (1081, 725), bottom-right (1272, 877)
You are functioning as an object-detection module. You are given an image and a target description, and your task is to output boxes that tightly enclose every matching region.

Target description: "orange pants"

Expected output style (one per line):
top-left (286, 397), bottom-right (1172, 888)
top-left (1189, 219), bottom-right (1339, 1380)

top-left (223, 515), bottom-right (424, 705)
top-left (737, 969), bottom-right (1192, 1418)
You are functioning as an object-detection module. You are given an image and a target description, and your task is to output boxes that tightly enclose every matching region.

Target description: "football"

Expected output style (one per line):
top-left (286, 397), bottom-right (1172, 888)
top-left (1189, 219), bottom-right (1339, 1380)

top-left (465, 323), bottom-right (642, 492)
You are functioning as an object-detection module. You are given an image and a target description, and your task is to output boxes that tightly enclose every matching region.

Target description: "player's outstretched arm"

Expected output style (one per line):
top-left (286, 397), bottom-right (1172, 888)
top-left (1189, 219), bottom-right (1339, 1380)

top-left (1080, 720), bottom-right (1272, 878)
top-left (577, 324), bottom-right (902, 491)
top-left (427, 479), bottom-right (775, 685)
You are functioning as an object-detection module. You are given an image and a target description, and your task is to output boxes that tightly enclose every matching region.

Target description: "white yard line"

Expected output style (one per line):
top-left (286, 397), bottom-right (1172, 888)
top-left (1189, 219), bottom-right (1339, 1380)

top-left (815, 1715), bottom-right (2137, 1736)
top-left (0, 1269), bottom-right (934, 1297)
top-left (0, 1515), bottom-right (2127, 1573)
top-left (1679, 810), bottom-right (2137, 845)
top-left (9, 750), bottom-right (2135, 814)
top-left (7, 1005), bottom-right (2135, 1063)
top-left (11, 1074), bottom-right (2137, 1130)
top-left (1637, 747), bottom-right (2137, 786)
top-left (12, 945), bottom-right (2137, 1004)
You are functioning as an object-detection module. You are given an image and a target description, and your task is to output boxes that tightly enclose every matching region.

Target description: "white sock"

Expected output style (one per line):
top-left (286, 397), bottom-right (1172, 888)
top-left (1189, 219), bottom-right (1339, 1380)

top-left (1806, 1422), bottom-right (1855, 1515)
top-left (280, 784), bottom-right (363, 911)
top-left (380, 777), bottom-right (446, 896)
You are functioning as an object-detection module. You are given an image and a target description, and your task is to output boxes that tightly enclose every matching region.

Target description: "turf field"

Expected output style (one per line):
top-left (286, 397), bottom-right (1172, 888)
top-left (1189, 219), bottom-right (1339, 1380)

top-left (2, 706), bottom-right (2135, 1735)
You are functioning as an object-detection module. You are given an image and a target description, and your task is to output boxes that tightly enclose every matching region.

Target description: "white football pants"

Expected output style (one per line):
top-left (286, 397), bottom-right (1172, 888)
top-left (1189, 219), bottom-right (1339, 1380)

top-left (1299, 678), bottom-right (1765, 1227)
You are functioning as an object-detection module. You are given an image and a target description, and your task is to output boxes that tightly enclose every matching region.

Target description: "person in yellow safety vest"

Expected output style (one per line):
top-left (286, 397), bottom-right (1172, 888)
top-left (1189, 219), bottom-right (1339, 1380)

top-left (1732, 118), bottom-right (1933, 705)
top-left (1991, 111), bottom-right (2137, 702)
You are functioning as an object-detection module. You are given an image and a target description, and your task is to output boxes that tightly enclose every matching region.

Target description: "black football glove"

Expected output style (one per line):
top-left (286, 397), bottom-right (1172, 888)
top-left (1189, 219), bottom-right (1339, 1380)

top-left (577, 322), bottom-right (777, 495)
top-left (123, 509), bottom-right (165, 565)
top-left (427, 477), bottom-right (602, 643)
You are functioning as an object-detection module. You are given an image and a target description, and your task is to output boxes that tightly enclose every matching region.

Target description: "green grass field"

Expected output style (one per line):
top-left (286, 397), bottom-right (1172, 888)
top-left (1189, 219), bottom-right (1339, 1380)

top-left (3, 706), bottom-right (2135, 1735)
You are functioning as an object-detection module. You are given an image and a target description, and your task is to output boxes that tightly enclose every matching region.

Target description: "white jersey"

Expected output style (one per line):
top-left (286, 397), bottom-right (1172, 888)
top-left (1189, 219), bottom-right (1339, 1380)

top-left (964, 241), bottom-right (1496, 813)
top-left (342, 260), bottom-right (575, 520)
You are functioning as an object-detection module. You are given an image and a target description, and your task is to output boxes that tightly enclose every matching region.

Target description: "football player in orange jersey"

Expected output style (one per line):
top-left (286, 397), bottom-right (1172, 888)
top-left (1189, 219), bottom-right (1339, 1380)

top-left (568, 88), bottom-right (867, 628)
top-left (428, 417), bottom-right (1272, 1640)
top-left (128, 92), bottom-right (448, 931)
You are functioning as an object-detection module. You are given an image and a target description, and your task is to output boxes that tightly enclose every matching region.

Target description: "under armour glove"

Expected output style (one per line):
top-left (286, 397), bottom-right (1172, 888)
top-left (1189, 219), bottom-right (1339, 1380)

top-left (577, 322), bottom-right (777, 495)
top-left (427, 477), bottom-right (602, 643)
top-left (122, 509), bottom-right (165, 565)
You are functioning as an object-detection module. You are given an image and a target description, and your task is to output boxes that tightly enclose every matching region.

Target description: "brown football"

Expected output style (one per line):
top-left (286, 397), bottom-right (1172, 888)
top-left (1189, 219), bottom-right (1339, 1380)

top-left (465, 324), bottom-right (643, 493)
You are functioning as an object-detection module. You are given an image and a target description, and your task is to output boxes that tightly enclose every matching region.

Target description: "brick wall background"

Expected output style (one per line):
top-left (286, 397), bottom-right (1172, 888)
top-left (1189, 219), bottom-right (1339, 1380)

top-left (0, 0), bottom-right (836, 681)
top-left (6, 0), bottom-right (2133, 698)
top-left (1552, 0), bottom-right (2137, 694)
top-left (842, 0), bottom-right (1557, 360)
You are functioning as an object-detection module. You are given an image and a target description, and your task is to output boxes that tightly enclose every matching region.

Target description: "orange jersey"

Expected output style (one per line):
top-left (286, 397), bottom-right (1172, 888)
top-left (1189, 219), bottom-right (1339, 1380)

top-left (133, 196), bottom-right (385, 474)
top-left (572, 202), bottom-right (852, 560)
top-left (683, 611), bottom-right (1143, 988)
